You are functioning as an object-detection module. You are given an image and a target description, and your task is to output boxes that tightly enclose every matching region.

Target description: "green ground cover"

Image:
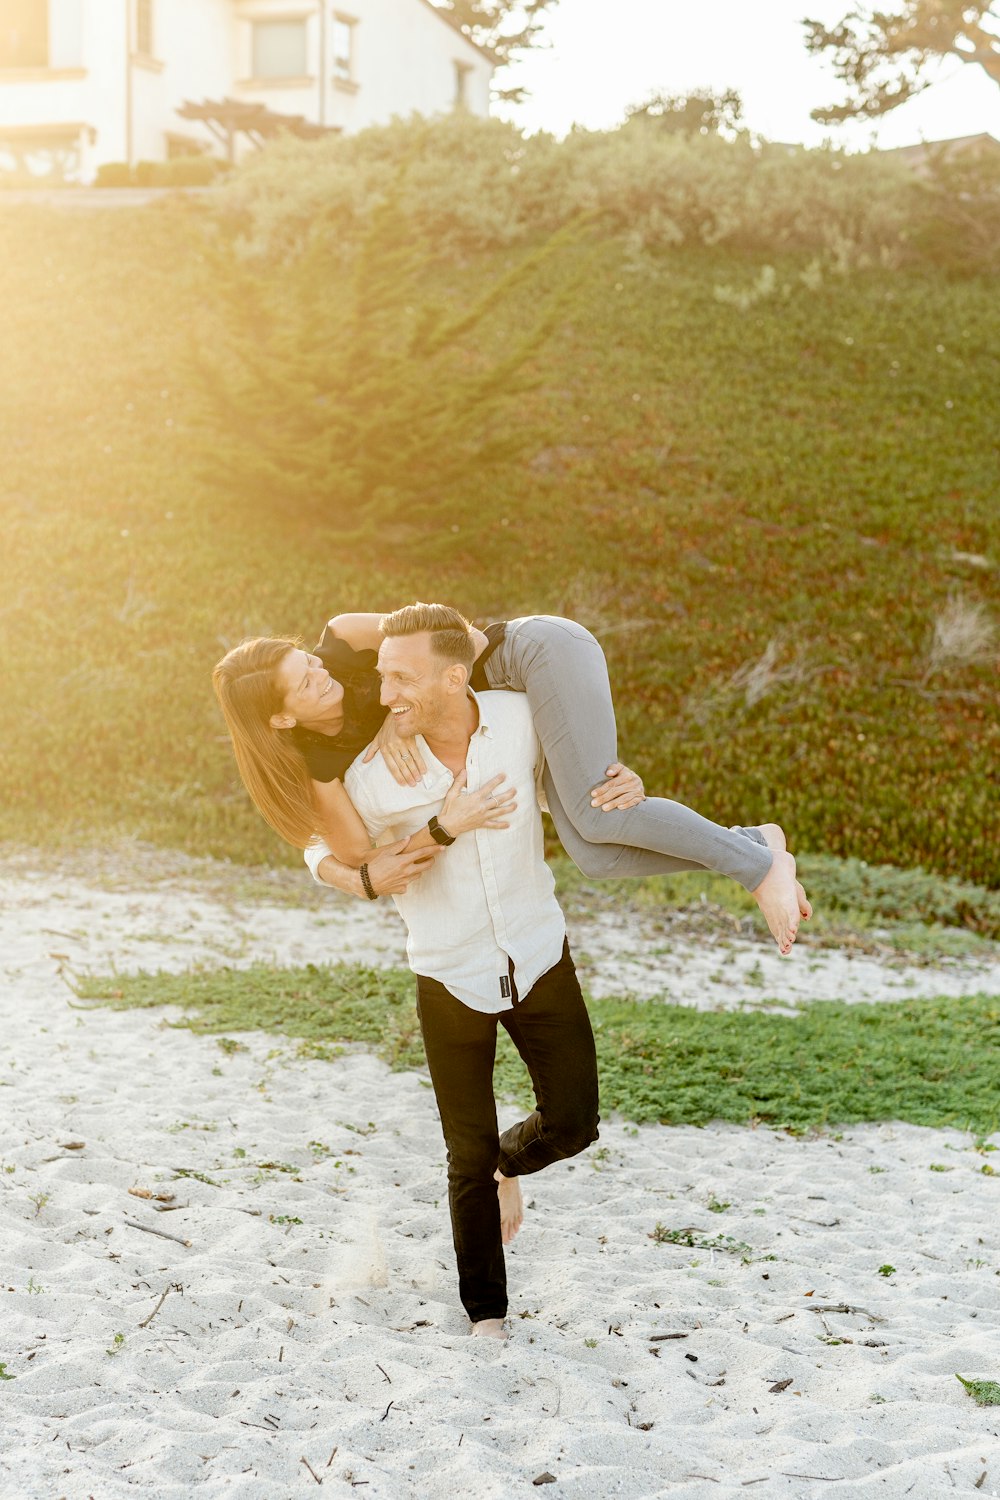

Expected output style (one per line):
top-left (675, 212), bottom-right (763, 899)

top-left (0, 192), bottom-right (996, 882)
top-left (76, 962), bottom-right (1000, 1134)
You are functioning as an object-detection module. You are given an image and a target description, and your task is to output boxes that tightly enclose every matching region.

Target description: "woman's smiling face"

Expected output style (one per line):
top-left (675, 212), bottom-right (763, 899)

top-left (271, 648), bottom-right (345, 730)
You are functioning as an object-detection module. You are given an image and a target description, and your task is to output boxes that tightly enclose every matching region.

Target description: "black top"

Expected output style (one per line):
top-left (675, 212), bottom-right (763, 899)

top-left (295, 621), bottom-right (507, 784)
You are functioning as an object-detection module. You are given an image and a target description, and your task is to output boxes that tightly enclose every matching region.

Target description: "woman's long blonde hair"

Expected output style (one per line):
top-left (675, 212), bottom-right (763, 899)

top-left (213, 637), bottom-right (320, 849)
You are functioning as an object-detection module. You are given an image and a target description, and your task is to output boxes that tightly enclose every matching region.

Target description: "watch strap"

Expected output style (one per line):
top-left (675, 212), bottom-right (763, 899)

top-left (427, 815), bottom-right (456, 846)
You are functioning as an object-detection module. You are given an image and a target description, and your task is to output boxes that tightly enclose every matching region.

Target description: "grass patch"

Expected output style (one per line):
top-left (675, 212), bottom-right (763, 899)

top-left (0, 204), bottom-right (996, 883)
top-left (549, 853), bottom-right (1000, 953)
top-left (76, 963), bottom-right (1000, 1134)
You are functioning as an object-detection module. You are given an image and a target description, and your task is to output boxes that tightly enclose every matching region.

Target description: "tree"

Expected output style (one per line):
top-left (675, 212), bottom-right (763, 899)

top-left (189, 182), bottom-right (584, 536)
top-left (804, 2), bottom-right (1000, 123)
top-left (624, 88), bottom-right (744, 137)
top-left (431, 0), bottom-right (559, 100)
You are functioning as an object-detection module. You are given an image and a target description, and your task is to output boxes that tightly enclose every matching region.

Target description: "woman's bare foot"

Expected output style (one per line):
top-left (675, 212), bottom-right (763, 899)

top-left (749, 825), bottom-right (804, 955)
top-left (796, 879), bottom-right (813, 922)
top-left (495, 1170), bottom-right (524, 1245)
top-left (470, 1318), bottom-right (508, 1340)
top-left (755, 822), bottom-right (787, 853)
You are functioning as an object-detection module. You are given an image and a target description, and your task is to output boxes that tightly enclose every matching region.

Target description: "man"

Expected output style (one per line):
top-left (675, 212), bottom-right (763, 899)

top-left (304, 602), bottom-right (600, 1340)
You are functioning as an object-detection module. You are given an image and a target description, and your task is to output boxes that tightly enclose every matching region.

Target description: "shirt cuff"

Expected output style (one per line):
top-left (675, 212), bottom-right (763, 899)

top-left (304, 837), bottom-right (332, 886)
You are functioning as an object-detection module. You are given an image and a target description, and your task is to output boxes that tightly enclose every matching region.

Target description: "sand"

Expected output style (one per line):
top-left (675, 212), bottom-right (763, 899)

top-left (1, 848), bottom-right (999, 1500)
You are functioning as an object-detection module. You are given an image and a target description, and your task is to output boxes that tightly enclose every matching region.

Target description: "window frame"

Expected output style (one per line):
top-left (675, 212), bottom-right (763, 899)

top-left (134, 0), bottom-right (155, 60)
top-left (250, 15), bottom-right (310, 83)
top-left (0, 0), bottom-right (49, 71)
top-left (331, 12), bottom-right (357, 88)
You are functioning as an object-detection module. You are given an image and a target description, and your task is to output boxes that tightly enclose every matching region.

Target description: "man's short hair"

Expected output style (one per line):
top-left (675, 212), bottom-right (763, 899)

top-left (380, 602), bottom-right (476, 671)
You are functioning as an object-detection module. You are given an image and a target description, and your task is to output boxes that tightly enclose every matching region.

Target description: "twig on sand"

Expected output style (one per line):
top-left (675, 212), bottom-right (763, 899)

top-left (138, 1283), bottom-right (181, 1329)
top-left (781, 1475), bottom-right (841, 1483)
top-left (301, 1457), bottom-right (323, 1485)
top-left (806, 1303), bottom-right (886, 1324)
top-left (123, 1217), bottom-right (192, 1249)
top-left (376, 1363), bottom-right (392, 1383)
top-left (380, 1401), bottom-right (394, 1422)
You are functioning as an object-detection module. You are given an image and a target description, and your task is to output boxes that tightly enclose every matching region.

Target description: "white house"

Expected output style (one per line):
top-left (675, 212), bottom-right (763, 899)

top-left (0, 0), bottom-right (493, 181)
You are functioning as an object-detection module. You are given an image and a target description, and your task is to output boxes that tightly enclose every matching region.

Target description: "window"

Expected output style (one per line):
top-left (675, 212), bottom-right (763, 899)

top-left (252, 19), bottom-right (308, 80)
top-left (454, 60), bottom-right (474, 108)
top-left (0, 0), bottom-right (48, 69)
top-left (332, 15), bottom-right (355, 85)
top-left (135, 0), bottom-right (154, 58)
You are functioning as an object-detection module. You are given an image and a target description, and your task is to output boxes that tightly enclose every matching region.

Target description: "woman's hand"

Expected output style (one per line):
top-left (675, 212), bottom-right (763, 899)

top-left (437, 770), bottom-right (517, 838)
top-left (590, 761), bottom-right (645, 812)
top-left (363, 714), bottom-right (426, 787)
top-left (365, 837), bottom-right (443, 895)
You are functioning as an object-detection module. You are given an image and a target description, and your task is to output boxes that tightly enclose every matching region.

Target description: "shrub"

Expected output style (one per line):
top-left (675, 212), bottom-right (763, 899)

top-left (94, 161), bottom-right (133, 188)
top-left (95, 157), bottom-right (224, 189)
top-left (189, 183), bottom-right (584, 531)
top-left (209, 114), bottom-right (960, 271)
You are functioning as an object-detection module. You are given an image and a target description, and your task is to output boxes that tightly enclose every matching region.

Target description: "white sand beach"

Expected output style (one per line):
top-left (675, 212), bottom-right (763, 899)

top-left (1, 848), bottom-right (999, 1500)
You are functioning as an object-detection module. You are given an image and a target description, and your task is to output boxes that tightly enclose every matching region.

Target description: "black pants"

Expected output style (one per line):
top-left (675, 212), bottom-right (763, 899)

top-left (415, 940), bottom-right (600, 1324)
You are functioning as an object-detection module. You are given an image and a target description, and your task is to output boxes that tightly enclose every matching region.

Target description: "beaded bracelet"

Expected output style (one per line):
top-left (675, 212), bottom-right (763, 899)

top-left (359, 863), bottom-right (379, 901)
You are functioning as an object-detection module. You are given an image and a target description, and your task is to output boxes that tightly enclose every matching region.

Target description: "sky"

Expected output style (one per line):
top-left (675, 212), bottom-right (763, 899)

top-left (493, 0), bottom-right (1000, 150)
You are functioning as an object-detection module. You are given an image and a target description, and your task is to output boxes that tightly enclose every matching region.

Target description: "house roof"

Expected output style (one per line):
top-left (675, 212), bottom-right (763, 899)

top-left (413, 0), bottom-right (495, 66)
top-left (881, 133), bottom-right (1000, 162)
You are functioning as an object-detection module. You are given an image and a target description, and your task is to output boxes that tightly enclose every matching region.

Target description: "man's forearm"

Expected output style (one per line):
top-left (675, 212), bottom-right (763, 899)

top-left (314, 852), bottom-right (366, 897)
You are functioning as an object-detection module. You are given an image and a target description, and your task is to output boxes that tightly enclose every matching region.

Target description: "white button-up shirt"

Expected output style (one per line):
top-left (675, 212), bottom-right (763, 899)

top-left (303, 691), bottom-right (565, 1014)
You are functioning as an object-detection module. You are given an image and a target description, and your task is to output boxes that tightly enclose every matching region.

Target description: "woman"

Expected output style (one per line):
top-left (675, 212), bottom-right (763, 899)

top-left (213, 608), bottom-right (810, 952)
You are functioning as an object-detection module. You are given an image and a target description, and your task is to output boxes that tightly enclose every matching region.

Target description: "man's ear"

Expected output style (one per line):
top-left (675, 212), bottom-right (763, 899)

top-left (270, 712), bottom-right (296, 730)
top-left (446, 663), bottom-right (470, 694)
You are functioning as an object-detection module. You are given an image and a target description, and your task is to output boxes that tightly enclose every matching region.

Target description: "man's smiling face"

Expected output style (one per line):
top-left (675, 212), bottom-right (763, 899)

top-left (377, 631), bottom-right (454, 739)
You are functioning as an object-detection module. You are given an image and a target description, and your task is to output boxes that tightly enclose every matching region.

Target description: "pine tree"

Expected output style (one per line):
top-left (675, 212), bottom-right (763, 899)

top-left (432, 0), bottom-right (558, 101)
top-left (804, 1), bottom-right (1000, 123)
top-left (189, 182), bottom-right (583, 535)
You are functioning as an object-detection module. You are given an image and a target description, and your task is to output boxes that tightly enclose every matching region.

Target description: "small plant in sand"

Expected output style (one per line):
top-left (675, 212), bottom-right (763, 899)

top-left (955, 1374), bottom-right (1000, 1407)
top-left (583, 1338), bottom-right (599, 1348)
top-left (216, 1037), bottom-right (248, 1055)
top-left (649, 1225), bottom-right (756, 1263)
top-left (707, 1198), bottom-right (731, 1214)
top-left (26, 1278), bottom-right (44, 1295)
top-left (28, 1191), bottom-right (50, 1218)
top-left (877, 1264), bottom-right (896, 1278)
top-left (269, 1214), bottom-right (304, 1227)
top-left (0, 1364), bottom-right (14, 1380)
top-left (106, 1333), bottom-right (125, 1357)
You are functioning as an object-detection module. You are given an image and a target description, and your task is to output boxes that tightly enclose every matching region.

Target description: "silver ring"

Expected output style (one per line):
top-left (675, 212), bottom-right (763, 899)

top-left (402, 753), bottom-right (412, 762)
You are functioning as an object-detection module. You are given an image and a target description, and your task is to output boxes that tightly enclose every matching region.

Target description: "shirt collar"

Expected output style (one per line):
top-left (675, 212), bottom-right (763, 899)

top-left (467, 688), bottom-right (493, 739)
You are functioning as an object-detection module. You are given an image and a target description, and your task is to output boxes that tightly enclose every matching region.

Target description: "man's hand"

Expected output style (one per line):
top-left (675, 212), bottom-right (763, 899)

top-left (362, 716), bottom-right (426, 787)
top-left (590, 761), bottom-right (645, 812)
top-left (365, 836), bottom-right (443, 895)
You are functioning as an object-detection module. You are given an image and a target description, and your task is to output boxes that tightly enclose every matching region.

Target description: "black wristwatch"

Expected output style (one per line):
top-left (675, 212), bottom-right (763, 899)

top-left (427, 815), bottom-right (456, 846)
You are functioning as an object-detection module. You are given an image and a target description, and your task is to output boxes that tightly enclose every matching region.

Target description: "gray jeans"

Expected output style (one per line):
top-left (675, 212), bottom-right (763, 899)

top-left (484, 616), bottom-right (772, 892)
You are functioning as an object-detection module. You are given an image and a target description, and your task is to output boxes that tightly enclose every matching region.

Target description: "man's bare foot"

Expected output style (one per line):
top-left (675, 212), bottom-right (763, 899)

top-left (495, 1170), bottom-right (524, 1245)
top-left (751, 842), bottom-right (803, 956)
top-left (470, 1318), bottom-right (508, 1340)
